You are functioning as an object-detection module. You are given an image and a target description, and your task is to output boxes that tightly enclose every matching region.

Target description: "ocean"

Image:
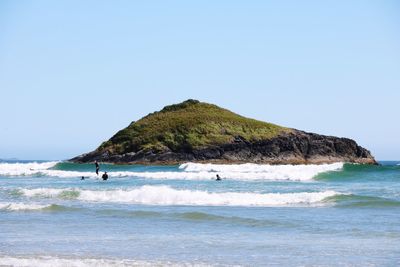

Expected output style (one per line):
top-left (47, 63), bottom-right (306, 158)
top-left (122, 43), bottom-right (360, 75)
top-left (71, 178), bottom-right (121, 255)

top-left (0, 160), bottom-right (399, 266)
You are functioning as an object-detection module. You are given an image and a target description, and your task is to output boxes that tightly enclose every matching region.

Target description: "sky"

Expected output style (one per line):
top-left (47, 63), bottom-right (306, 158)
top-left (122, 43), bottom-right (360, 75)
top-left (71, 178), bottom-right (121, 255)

top-left (0, 0), bottom-right (399, 160)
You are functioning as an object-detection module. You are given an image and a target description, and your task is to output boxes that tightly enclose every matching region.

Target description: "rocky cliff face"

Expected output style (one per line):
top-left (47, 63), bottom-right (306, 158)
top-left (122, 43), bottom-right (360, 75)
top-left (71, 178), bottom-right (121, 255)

top-left (71, 129), bottom-right (376, 165)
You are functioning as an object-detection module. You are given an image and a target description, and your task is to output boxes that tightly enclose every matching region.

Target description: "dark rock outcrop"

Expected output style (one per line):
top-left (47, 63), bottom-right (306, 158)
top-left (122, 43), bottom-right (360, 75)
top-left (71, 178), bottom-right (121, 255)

top-left (71, 129), bottom-right (376, 165)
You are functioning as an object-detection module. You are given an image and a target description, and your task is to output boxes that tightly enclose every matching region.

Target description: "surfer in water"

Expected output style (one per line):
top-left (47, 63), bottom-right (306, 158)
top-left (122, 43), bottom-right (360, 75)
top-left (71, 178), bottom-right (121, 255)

top-left (216, 174), bottom-right (222, 181)
top-left (95, 161), bottom-right (99, 175)
top-left (102, 172), bottom-right (108, 181)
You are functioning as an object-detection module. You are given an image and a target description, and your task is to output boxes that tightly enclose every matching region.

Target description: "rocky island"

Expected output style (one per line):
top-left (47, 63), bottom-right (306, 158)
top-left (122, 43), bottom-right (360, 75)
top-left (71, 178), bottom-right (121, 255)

top-left (71, 99), bottom-right (376, 165)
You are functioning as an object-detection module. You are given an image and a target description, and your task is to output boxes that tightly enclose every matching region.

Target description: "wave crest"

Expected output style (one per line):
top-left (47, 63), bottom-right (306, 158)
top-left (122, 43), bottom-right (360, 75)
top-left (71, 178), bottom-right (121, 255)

top-left (0, 202), bottom-right (53, 211)
top-left (18, 186), bottom-right (341, 207)
top-left (0, 161), bottom-right (343, 181)
top-left (0, 161), bottom-right (59, 176)
top-left (179, 162), bottom-right (344, 181)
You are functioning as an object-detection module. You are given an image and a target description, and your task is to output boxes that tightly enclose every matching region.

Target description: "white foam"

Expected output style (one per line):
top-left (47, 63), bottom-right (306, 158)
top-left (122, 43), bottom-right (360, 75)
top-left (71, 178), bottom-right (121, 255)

top-left (0, 202), bottom-right (52, 211)
top-left (19, 187), bottom-right (68, 197)
top-left (179, 162), bottom-right (344, 180)
top-left (0, 161), bottom-right (59, 176)
top-left (0, 161), bottom-right (343, 181)
top-left (0, 162), bottom-right (102, 179)
top-left (19, 186), bottom-right (341, 207)
top-left (0, 256), bottom-right (196, 267)
top-left (104, 162), bottom-right (343, 181)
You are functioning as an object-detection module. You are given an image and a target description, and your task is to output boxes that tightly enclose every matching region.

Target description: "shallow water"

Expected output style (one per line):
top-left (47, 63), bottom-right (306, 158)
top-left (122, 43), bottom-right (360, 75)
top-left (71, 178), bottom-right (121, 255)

top-left (0, 160), bottom-right (399, 266)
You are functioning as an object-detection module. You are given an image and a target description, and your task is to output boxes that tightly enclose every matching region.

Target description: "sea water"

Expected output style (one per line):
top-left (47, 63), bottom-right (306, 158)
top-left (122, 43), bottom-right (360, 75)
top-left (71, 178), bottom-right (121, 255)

top-left (0, 160), bottom-right (399, 266)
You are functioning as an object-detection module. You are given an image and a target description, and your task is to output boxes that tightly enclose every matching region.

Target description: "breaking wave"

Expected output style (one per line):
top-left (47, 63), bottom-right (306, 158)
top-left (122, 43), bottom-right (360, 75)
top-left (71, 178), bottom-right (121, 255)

top-left (0, 161), bottom-right (59, 176)
top-left (0, 161), bottom-right (344, 181)
top-left (0, 202), bottom-right (53, 211)
top-left (179, 162), bottom-right (344, 181)
top-left (18, 186), bottom-right (341, 207)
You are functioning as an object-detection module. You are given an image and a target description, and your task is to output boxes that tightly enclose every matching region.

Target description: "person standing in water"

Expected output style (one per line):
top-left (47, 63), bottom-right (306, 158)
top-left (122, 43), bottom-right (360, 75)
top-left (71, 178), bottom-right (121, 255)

top-left (216, 174), bottom-right (222, 181)
top-left (102, 172), bottom-right (108, 180)
top-left (95, 161), bottom-right (100, 175)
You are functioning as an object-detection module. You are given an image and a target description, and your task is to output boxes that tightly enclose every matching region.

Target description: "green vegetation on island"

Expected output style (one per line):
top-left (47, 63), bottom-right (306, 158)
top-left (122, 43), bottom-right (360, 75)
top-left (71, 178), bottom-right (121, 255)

top-left (72, 99), bottom-right (376, 164)
top-left (99, 99), bottom-right (290, 154)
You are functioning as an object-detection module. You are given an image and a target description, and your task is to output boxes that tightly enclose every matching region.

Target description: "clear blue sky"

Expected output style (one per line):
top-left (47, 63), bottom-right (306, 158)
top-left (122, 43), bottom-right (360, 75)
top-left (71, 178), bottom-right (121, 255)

top-left (0, 0), bottom-right (399, 160)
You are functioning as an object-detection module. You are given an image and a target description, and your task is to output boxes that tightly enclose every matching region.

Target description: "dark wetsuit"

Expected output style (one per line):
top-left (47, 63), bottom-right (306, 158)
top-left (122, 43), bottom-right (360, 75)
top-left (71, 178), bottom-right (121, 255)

top-left (95, 162), bottom-right (99, 175)
top-left (102, 172), bottom-right (108, 180)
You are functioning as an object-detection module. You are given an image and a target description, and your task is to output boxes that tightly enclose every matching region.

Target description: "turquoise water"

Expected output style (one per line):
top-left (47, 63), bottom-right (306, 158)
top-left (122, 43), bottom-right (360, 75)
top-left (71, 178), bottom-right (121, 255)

top-left (0, 161), bottom-right (399, 266)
